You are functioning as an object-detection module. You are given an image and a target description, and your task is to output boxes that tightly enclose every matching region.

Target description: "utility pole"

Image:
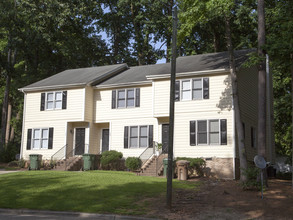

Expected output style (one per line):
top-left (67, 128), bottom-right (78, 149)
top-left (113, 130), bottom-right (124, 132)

top-left (167, 6), bottom-right (177, 209)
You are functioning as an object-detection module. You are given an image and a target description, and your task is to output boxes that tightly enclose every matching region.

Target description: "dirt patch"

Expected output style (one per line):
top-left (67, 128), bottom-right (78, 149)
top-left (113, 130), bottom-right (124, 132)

top-left (146, 178), bottom-right (293, 219)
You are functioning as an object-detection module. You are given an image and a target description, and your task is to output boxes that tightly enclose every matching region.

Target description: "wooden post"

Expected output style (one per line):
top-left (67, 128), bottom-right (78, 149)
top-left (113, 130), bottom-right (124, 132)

top-left (167, 6), bottom-right (177, 210)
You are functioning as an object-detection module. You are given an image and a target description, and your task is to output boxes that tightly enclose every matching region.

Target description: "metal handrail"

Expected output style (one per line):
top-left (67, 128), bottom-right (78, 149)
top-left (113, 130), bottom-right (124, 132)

top-left (65, 143), bottom-right (88, 170)
top-left (139, 141), bottom-right (156, 167)
top-left (51, 144), bottom-right (67, 161)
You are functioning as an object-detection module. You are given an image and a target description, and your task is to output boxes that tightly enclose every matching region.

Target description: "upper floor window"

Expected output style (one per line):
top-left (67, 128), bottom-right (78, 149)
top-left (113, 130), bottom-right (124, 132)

top-left (40, 91), bottom-right (67, 111)
top-left (112, 88), bottom-right (140, 109)
top-left (190, 119), bottom-right (227, 146)
top-left (175, 77), bottom-right (209, 101)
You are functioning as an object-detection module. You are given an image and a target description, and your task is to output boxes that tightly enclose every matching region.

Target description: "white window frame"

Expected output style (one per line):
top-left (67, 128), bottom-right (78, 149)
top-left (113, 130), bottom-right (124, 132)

top-left (32, 128), bottom-right (49, 149)
top-left (196, 119), bottom-right (221, 145)
top-left (128, 125), bottom-right (149, 148)
top-left (180, 78), bottom-right (205, 101)
top-left (45, 91), bottom-right (63, 110)
top-left (116, 88), bottom-right (136, 108)
top-left (209, 120), bottom-right (220, 145)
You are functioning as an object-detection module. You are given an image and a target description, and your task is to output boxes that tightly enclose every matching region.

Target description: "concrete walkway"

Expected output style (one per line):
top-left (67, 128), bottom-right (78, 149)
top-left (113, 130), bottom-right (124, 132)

top-left (0, 209), bottom-right (157, 220)
top-left (0, 170), bottom-right (23, 175)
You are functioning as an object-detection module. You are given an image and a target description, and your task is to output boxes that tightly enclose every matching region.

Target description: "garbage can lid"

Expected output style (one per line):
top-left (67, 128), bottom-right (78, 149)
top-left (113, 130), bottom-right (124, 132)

top-left (176, 160), bottom-right (190, 165)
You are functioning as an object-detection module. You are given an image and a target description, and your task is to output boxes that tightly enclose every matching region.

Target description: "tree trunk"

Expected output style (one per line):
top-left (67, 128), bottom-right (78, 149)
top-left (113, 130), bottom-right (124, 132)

top-left (130, 2), bottom-right (144, 66)
top-left (257, 0), bottom-right (266, 158)
top-left (291, 53), bottom-right (293, 189)
top-left (5, 102), bottom-right (12, 144)
top-left (225, 17), bottom-right (247, 182)
top-left (1, 74), bottom-right (11, 150)
top-left (166, 0), bottom-right (173, 63)
top-left (9, 111), bottom-right (20, 142)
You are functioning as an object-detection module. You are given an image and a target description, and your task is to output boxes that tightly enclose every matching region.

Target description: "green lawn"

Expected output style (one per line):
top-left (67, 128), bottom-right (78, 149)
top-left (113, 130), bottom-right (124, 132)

top-left (0, 171), bottom-right (199, 215)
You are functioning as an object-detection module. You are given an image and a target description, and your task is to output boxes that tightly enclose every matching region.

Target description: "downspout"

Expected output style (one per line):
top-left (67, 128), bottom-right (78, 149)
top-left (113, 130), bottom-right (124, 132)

top-left (20, 91), bottom-right (27, 159)
top-left (266, 54), bottom-right (273, 162)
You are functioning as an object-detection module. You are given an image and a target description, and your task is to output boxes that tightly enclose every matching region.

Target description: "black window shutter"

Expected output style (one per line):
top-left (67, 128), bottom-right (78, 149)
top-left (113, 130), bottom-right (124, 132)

top-left (124, 126), bottom-right (129, 148)
top-left (40, 93), bottom-right (45, 111)
top-left (148, 125), bottom-right (153, 148)
top-left (220, 119), bottom-right (227, 145)
top-left (135, 88), bottom-right (140, 107)
top-left (62, 91), bottom-right (67, 109)
top-left (190, 121), bottom-right (196, 146)
top-left (112, 90), bottom-right (116, 109)
top-left (203, 78), bottom-right (209, 99)
top-left (175, 80), bottom-right (180, 101)
top-left (27, 129), bottom-right (32, 150)
top-left (48, 128), bottom-right (54, 149)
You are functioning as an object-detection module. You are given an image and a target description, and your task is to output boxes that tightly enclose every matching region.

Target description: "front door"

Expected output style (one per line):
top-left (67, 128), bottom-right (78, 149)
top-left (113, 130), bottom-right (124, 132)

top-left (102, 129), bottom-right (109, 153)
top-left (162, 124), bottom-right (169, 153)
top-left (75, 128), bottom-right (85, 155)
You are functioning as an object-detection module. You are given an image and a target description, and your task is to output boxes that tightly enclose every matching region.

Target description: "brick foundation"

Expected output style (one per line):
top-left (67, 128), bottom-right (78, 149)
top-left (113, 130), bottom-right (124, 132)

top-left (204, 157), bottom-right (234, 179)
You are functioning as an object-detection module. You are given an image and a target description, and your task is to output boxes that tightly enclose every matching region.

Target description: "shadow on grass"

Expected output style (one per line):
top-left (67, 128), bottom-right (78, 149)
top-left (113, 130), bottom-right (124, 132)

top-left (0, 171), bottom-right (198, 215)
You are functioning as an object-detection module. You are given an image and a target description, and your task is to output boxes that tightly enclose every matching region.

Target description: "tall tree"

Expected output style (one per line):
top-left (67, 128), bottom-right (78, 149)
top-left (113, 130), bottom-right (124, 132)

top-left (257, 0), bottom-right (266, 158)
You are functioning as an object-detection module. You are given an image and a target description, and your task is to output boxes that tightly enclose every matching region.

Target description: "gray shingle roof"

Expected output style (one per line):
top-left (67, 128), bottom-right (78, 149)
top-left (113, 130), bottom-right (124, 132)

top-left (20, 64), bottom-right (128, 91)
top-left (20, 49), bottom-right (254, 91)
top-left (97, 49), bottom-right (254, 86)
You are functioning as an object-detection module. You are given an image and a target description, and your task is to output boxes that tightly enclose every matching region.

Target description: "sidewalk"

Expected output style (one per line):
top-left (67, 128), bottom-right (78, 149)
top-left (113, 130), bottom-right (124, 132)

top-left (0, 208), bottom-right (158, 220)
top-left (0, 170), bottom-right (22, 174)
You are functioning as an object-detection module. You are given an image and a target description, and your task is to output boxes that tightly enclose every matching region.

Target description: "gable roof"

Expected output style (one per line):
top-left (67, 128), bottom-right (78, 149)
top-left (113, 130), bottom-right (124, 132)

top-left (20, 49), bottom-right (254, 92)
top-left (96, 49), bottom-right (254, 87)
top-left (19, 64), bottom-right (128, 92)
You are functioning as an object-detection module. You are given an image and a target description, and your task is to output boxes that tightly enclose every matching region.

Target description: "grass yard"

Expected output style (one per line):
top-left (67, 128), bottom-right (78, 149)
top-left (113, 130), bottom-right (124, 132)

top-left (0, 171), bottom-right (199, 215)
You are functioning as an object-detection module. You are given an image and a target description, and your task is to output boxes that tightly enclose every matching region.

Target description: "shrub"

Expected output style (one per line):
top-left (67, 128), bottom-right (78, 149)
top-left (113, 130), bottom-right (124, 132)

top-left (241, 166), bottom-right (262, 190)
top-left (100, 150), bottom-right (123, 170)
top-left (0, 142), bottom-right (20, 163)
top-left (176, 157), bottom-right (206, 176)
top-left (125, 157), bottom-right (142, 171)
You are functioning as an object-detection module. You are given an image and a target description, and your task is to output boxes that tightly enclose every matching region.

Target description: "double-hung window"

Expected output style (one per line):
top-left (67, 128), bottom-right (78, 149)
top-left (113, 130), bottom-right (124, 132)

top-left (40, 91), bottom-right (67, 111)
top-left (175, 78), bottom-right (209, 101)
top-left (190, 119), bottom-right (227, 146)
top-left (124, 125), bottom-right (153, 148)
top-left (32, 128), bottom-right (49, 149)
top-left (46, 92), bottom-right (62, 110)
top-left (112, 88), bottom-right (140, 109)
top-left (27, 128), bottom-right (54, 150)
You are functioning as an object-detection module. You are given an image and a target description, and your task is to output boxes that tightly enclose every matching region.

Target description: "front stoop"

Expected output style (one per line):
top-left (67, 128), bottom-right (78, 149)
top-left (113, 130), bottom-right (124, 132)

top-left (53, 157), bottom-right (83, 171)
top-left (139, 154), bottom-right (167, 177)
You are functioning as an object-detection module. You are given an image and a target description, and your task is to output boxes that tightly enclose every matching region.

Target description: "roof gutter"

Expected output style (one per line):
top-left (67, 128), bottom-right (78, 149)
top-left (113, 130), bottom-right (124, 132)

top-left (18, 83), bottom-right (86, 92)
top-left (146, 68), bottom-right (229, 80)
top-left (95, 81), bottom-right (152, 89)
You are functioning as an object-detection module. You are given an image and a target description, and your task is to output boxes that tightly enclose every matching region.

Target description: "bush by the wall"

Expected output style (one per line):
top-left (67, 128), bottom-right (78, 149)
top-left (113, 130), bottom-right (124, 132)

top-left (125, 157), bottom-right (142, 171)
top-left (176, 157), bottom-right (206, 176)
top-left (0, 142), bottom-right (20, 163)
top-left (100, 150), bottom-right (123, 170)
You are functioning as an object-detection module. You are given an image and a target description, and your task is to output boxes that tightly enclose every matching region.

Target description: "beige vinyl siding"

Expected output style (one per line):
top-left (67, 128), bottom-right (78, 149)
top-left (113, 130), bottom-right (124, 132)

top-left (236, 66), bottom-right (258, 162)
top-left (22, 88), bottom-right (86, 160)
top-left (22, 120), bottom-right (67, 160)
top-left (173, 111), bottom-right (234, 158)
top-left (95, 85), bottom-right (153, 122)
top-left (153, 74), bottom-right (232, 116)
top-left (109, 118), bottom-right (158, 158)
top-left (25, 88), bottom-right (85, 122)
top-left (84, 86), bottom-right (94, 122)
top-left (89, 123), bottom-right (109, 154)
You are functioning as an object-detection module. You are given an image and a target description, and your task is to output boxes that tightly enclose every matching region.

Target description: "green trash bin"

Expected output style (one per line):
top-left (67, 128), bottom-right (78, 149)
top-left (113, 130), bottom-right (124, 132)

top-left (29, 154), bottom-right (42, 170)
top-left (83, 154), bottom-right (95, 171)
top-left (163, 158), bottom-right (175, 177)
